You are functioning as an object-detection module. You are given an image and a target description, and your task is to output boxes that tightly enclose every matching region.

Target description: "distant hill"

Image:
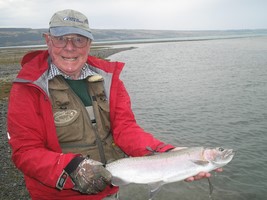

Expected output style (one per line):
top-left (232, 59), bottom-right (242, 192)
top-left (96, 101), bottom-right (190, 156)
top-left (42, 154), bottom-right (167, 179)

top-left (0, 28), bottom-right (47, 47)
top-left (0, 28), bottom-right (185, 47)
top-left (0, 28), bottom-right (267, 47)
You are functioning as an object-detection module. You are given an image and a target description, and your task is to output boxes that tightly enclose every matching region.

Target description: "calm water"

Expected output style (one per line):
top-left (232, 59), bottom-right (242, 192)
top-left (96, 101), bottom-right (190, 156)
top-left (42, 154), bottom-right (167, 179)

top-left (109, 36), bottom-right (267, 200)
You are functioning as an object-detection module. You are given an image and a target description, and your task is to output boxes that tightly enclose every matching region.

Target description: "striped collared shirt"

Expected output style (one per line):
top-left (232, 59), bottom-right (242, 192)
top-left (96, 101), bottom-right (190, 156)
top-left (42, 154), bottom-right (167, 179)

top-left (48, 63), bottom-right (96, 80)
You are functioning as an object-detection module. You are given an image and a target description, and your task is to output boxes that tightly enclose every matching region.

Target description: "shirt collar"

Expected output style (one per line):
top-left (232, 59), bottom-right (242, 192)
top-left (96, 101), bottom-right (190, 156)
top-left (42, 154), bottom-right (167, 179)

top-left (48, 63), bottom-right (96, 80)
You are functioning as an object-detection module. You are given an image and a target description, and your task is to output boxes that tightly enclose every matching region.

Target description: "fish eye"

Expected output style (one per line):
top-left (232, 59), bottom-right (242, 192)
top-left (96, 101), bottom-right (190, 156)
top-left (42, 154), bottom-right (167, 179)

top-left (218, 147), bottom-right (224, 152)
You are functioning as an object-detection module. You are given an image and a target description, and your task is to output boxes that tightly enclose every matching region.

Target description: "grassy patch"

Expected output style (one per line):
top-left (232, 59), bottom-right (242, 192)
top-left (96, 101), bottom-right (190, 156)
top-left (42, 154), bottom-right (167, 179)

top-left (0, 80), bottom-right (12, 100)
top-left (0, 48), bottom-right (41, 65)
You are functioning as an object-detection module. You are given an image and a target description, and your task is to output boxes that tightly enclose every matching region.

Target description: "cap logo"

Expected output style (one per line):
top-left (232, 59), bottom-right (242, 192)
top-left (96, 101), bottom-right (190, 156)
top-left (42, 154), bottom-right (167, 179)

top-left (49, 9), bottom-right (94, 40)
top-left (63, 17), bottom-right (84, 24)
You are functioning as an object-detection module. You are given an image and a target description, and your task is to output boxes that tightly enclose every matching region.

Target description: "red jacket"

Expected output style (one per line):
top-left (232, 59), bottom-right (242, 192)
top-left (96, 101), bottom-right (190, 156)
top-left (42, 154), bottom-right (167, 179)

top-left (7, 50), bottom-right (174, 200)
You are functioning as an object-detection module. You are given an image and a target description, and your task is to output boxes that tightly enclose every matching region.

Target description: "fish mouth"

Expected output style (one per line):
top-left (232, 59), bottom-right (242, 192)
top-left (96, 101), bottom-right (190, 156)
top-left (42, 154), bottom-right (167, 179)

top-left (212, 148), bottom-right (235, 165)
top-left (224, 149), bottom-right (234, 157)
top-left (222, 149), bottom-right (235, 163)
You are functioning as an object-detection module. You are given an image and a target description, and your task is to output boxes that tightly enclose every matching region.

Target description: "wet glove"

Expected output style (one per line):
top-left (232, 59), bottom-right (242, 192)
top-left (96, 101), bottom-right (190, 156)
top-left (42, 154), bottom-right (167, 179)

top-left (70, 157), bottom-right (112, 194)
top-left (57, 156), bottom-right (112, 194)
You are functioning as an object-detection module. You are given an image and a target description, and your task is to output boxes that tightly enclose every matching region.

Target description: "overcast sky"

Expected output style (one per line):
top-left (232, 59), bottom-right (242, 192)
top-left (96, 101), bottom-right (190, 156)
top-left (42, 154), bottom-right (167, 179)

top-left (0, 0), bottom-right (266, 30)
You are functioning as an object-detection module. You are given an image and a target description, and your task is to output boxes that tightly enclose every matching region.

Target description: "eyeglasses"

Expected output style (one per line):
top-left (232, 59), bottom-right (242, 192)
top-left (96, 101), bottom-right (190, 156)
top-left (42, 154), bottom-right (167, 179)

top-left (49, 35), bottom-right (89, 48)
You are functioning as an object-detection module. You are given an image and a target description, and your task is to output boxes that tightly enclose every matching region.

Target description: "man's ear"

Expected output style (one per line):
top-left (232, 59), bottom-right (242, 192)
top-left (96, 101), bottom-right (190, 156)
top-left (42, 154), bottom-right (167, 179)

top-left (43, 33), bottom-right (50, 45)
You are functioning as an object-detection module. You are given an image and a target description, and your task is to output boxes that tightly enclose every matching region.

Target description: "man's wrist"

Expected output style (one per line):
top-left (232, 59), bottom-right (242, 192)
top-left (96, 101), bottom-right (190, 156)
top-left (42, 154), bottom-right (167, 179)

top-left (65, 156), bottom-right (85, 174)
top-left (56, 156), bottom-right (85, 190)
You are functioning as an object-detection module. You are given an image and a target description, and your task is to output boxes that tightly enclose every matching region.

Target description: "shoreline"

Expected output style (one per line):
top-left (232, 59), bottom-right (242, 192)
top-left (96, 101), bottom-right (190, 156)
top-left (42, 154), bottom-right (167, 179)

top-left (0, 46), bottom-right (134, 199)
top-left (1, 33), bottom-right (267, 50)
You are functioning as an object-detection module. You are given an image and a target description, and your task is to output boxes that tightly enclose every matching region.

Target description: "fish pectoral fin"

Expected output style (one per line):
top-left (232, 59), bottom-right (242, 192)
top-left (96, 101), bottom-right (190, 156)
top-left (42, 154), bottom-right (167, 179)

top-left (191, 160), bottom-right (210, 166)
top-left (111, 176), bottom-right (129, 186)
top-left (148, 181), bottom-right (163, 200)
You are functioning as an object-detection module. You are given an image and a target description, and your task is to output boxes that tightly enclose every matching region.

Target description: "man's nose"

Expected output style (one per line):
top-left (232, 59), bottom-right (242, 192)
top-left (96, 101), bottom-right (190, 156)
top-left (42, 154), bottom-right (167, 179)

top-left (65, 38), bottom-right (76, 49)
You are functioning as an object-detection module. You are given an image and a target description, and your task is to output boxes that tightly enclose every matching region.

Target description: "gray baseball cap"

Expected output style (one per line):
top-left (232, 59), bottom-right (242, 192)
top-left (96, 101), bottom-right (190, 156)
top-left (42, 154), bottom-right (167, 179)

top-left (49, 9), bottom-right (94, 40)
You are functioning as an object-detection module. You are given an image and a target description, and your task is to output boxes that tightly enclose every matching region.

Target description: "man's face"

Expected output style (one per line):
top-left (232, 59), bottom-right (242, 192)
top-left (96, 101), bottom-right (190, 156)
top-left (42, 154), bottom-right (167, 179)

top-left (45, 34), bottom-right (91, 79)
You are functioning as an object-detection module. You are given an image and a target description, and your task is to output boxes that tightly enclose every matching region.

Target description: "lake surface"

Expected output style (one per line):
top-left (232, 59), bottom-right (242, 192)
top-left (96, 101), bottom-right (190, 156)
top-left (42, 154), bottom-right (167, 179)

top-left (109, 36), bottom-right (267, 200)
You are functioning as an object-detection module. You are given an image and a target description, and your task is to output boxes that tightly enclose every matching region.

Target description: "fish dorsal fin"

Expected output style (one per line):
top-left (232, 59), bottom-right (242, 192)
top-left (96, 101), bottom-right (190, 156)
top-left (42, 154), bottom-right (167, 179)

top-left (111, 176), bottom-right (129, 186)
top-left (148, 181), bottom-right (163, 200)
top-left (191, 160), bottom-right (209, 166)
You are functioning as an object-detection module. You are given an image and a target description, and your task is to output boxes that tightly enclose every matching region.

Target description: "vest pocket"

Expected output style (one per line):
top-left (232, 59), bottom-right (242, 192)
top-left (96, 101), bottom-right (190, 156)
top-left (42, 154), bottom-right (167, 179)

top-left (97, 101), bottom-right (111, 139)
top-left (53, 108), bottom-right (85, 142)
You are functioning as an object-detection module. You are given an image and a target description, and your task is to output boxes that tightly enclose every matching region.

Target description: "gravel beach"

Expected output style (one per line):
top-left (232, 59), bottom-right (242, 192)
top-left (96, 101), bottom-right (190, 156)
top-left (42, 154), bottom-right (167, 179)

top-left (0, 46), bottom-right (134, 200)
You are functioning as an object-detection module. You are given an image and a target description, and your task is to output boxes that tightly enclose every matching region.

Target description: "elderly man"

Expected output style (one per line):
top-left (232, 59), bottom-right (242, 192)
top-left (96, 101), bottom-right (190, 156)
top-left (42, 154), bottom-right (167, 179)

top-left (7, 9), bottom-right (217, 200)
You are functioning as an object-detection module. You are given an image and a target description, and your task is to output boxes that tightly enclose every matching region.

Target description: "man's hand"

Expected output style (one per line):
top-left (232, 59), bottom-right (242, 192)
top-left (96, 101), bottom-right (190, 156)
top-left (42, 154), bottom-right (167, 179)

top-left (185, 168), bottom-right (223, 182)
top-left (69, 158), bottom-right (112, 194)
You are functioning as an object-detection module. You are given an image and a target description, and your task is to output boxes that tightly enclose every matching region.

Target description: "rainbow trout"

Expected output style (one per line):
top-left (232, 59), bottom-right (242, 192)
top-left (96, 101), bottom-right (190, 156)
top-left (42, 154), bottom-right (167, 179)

top-left (105, 147), bottom-right (235, 199)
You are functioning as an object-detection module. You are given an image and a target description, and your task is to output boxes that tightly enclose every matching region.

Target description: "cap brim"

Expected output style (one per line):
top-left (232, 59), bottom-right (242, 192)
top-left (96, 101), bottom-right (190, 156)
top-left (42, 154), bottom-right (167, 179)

top-left (50, 27), bottom-right (94, 40)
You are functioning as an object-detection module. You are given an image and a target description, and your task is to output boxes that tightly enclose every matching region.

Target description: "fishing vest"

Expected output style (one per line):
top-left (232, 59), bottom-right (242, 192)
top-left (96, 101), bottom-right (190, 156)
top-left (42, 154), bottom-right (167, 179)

top-left (48, 75), bottom-right (125, 164)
